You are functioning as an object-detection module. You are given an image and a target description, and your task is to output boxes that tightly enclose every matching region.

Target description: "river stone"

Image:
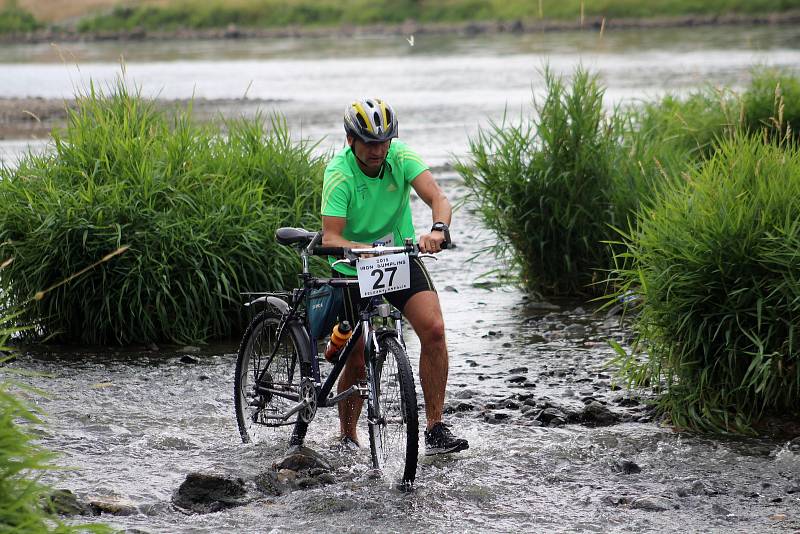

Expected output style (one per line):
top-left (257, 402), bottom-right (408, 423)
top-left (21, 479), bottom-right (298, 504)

top-left (274, 445), bottom-right (332, 472)
top-left (444, 401), bottom-right (476, 414)
top-left (631, 496), bottom-right (673, 512)
top-left (579, 401), bottom-right (620, 427)
top-left (506, 375), bottom-right (527, 383)
top-left (612, 459), bottom-right (641, 474)
top-left (711, 503), bottom-right (734, 517)
top-left (89, 497), bottom-right (139, 516)
top-left (46, 489), bottom-right (96, 516)
top-left (564, 324), bottom-right (587, 338)
top-left (453, 388), bottom-right (481, 399)
top-left (536, 407), bottom-right (567, 426)
top-left (508, 367), bottom-right (528, 374)
top-left (254, 470), bottom-right (287, 496)
top-left (172, 472), bottom-right (248, 513)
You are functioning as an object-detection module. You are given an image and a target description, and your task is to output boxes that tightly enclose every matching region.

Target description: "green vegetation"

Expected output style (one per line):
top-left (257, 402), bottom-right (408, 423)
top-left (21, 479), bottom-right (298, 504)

top-left (0, 1), bottom-right (41, 34)
top-left (74, 0), bottom-right (800, 33)
top-left (460, 66), bottom-right (800, 432)
top-left (0, 80), bottom-right (325, 345)
top-left (611, 135), bottom-right (800, 432)
top-left (456, 68), bottom-right (626, 296)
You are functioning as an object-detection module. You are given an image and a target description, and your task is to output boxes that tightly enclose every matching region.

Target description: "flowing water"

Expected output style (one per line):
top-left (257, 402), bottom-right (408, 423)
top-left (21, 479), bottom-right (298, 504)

top-left (2, 24), bottom-right (800, 533)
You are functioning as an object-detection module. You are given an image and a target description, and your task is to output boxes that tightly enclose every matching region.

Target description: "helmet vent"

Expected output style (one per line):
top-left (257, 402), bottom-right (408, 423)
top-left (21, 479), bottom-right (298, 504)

top-left (356, 114), bottom-right (368, 129)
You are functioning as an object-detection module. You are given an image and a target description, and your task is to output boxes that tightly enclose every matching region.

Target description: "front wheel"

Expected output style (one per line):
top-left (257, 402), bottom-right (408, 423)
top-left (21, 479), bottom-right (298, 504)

top-left (367, 335), bottom-right (419, 485)
top-left (234, 309), bottom-right (309, 448)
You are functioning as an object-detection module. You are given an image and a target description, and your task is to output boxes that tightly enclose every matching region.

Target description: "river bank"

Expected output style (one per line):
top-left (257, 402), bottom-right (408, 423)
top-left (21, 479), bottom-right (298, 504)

top-left (3, 10), bottom-right (800, 45)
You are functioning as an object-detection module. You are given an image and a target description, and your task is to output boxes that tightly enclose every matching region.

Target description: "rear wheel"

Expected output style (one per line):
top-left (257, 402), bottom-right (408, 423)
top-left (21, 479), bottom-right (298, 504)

top-left (234, 310), bottom-right (309, 447)
top-left (367, 335), bottom-right (419, 485)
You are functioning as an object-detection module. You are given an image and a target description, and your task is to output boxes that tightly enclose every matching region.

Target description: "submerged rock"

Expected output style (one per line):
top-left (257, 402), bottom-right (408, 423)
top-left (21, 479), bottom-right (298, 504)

top-left (579, 401), bottom-right (620, 427)
top-left (46, 489), bottom-right (97, 516)
top-left (612, 459), bottom-right (641, 474)
top-left (274, 445), bottom-right (333, 472)
top-left (88, 497), bottom-right (139, 516)
top-left (172, 472), bottom-right (249, 513)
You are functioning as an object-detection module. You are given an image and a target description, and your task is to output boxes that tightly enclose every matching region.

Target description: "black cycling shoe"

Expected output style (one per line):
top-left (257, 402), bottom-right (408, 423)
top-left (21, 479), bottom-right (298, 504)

top-left (424, 422), bottom-right (469, 456)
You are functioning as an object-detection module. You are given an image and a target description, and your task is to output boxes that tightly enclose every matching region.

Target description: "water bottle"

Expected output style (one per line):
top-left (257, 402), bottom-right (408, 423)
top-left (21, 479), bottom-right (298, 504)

top-left (324, 321), bottom-right (352, 362)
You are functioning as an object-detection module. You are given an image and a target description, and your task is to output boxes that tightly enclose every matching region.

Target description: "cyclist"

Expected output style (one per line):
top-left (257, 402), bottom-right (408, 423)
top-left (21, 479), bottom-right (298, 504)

top-left (321, 98), bottom-right (469, 456)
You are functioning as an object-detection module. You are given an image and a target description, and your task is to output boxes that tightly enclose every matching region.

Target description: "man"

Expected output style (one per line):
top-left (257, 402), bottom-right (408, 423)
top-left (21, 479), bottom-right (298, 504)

top-left (320, 98), bottom-right (468, 456)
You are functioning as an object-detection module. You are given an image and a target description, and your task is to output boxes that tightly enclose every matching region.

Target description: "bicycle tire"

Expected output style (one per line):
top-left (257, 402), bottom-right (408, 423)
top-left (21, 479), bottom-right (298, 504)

top-left (367, 334), bottom-right (419, 485)
top-left (234, 309), bottom-right (310, 447)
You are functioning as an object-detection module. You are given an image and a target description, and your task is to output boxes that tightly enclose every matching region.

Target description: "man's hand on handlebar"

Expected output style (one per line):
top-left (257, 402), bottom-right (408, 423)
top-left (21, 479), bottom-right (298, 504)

top-left (418, 231), bottom-right (447, 254)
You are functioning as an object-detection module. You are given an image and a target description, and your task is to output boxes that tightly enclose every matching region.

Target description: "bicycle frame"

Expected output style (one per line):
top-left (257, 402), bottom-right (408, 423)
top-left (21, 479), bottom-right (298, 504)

top-left (245, 234), bottom-right (410, 422)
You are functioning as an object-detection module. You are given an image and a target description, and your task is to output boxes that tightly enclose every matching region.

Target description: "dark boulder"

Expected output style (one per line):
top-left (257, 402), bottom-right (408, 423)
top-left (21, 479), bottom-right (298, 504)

top-left (172, 472), bottom-right (249, 513)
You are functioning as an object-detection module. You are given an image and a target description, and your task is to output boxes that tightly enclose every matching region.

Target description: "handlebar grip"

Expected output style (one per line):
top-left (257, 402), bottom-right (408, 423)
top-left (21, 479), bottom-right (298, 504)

top-left (313, 246), bottom-right (346, 257)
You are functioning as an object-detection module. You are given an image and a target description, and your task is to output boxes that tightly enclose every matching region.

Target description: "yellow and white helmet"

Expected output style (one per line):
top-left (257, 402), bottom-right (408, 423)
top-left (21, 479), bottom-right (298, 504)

top-left (343, 98), bottom-right (399, 143)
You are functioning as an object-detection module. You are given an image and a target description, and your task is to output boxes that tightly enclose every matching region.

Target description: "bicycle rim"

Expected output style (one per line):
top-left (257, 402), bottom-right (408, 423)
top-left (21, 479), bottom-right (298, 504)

top-left (234, 310), bottom-right (308, 447)
top-left (368, 335), bottom-right (419, 485)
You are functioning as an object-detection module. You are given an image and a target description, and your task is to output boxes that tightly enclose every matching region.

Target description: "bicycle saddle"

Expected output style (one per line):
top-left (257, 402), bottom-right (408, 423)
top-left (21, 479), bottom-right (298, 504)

top-left (275, 227), bottom-right (318, 246)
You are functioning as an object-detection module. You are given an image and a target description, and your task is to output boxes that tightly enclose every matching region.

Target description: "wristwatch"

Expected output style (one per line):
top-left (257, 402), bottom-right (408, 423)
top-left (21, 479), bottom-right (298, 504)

top-left (431, 221), bottom-right (451, 247)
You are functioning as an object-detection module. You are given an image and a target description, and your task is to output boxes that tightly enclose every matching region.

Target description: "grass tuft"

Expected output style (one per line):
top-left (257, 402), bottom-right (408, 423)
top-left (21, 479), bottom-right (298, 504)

top-left (0, 78), bottom-right (325, 345)
top-left (611, 134), bottom-right (800, 432)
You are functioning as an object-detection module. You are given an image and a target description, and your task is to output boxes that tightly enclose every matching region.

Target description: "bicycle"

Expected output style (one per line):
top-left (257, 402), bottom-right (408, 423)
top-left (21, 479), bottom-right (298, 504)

top-left (234, 227), bottom-right (428, 485)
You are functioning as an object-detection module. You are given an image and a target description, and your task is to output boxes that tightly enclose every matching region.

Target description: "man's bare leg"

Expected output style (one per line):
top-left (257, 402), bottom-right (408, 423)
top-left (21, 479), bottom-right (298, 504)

top-left (401, 291), bottom-right (448, 430)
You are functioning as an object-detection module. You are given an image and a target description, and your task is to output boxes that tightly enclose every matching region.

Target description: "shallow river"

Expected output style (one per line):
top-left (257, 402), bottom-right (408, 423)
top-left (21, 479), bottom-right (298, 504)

top-left (3, 24), bottom-right (800, 533)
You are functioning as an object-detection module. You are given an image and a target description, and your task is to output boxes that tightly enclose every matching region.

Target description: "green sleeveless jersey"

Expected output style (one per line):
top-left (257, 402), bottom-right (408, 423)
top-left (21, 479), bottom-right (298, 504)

top-left (321, 140), bottom-right (429, 275)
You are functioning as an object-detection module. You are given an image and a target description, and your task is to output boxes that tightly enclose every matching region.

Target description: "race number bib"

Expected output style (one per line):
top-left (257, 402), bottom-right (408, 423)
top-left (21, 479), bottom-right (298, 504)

top-left (356, 253), bottom-right (411, 298)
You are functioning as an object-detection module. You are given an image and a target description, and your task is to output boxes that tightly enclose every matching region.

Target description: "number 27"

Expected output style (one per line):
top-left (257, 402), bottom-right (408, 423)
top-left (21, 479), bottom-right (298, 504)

top-left (371, 267), bottom-right (397, 290)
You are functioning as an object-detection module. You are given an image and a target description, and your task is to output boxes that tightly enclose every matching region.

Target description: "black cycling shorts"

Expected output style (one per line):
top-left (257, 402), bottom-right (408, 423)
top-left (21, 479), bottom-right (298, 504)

top-left (334, 257), bottom-right (436, 324)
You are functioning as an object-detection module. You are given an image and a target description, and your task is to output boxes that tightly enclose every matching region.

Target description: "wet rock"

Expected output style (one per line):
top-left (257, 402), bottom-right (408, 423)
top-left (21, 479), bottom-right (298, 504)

top-left (444, 401), bottom-right (477, 414)
top-left (502, 342), bottom-right (512, 348)
top-left (787, 485), bottom-right (800, 494)
top-left (579, 401), bottom-right (620, 427)
top-left (631, 496), bottom-right (673, 512)
top-left (274, 446), bottom-right (332, 472)
top-left (503, 399), bottom-right (520, 410)
top-left (172, 472), bottom-right (248, 513)
top-left (89, 497), bottom-right (139, 516)
top-left (482, 330), bottom-right (503, 338)
top-left (508, 367), bottom-right (528, 374)
top-left (179, 355), bottom-right (199, 364)
top-left (527, 334), bottom-right (547, 343)
top-left (483, 411), bottom-right (512, 424)
top-left (612, 459), bottom-right (641, 474)
top-left (788, 437), bottom-right (800, 452)
top-left (677, 480), bottom-right (708, 497)
top-left (453, 388), bottom-right (481, 399)
top-left (506, 375), bottom-right (527, 384)
top-left (443, 285), bottom-right (458, 292)
top-left (465, 359), bottom-right (479, 367)
top-left (612, 395), bottom-right (641, 407)
top-left (46, 489), bottom-right (96, 516)
top-left (536, 407), bottom-right (567, 427)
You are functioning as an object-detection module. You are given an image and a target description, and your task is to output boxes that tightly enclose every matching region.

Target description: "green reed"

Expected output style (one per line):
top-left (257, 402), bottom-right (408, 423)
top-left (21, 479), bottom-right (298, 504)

top-left (457, 67), bottom-right (627, 296)
top-left (0, 79), bottom-right (325, 345)
top-left (611, 134), bottom-right (800, 432)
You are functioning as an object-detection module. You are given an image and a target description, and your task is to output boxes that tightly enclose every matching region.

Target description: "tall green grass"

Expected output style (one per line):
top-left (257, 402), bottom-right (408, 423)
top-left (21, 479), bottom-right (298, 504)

top-left (74, 0), bottom-right (800, 33)
top-left (457, 67), bottom-right (627, 296)
top-left (0, 79), bottom-right (325, 345)
top-left (460, 67), bottom-right (800, 298)
top-left (611, 135), bottom-right (800, 432)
